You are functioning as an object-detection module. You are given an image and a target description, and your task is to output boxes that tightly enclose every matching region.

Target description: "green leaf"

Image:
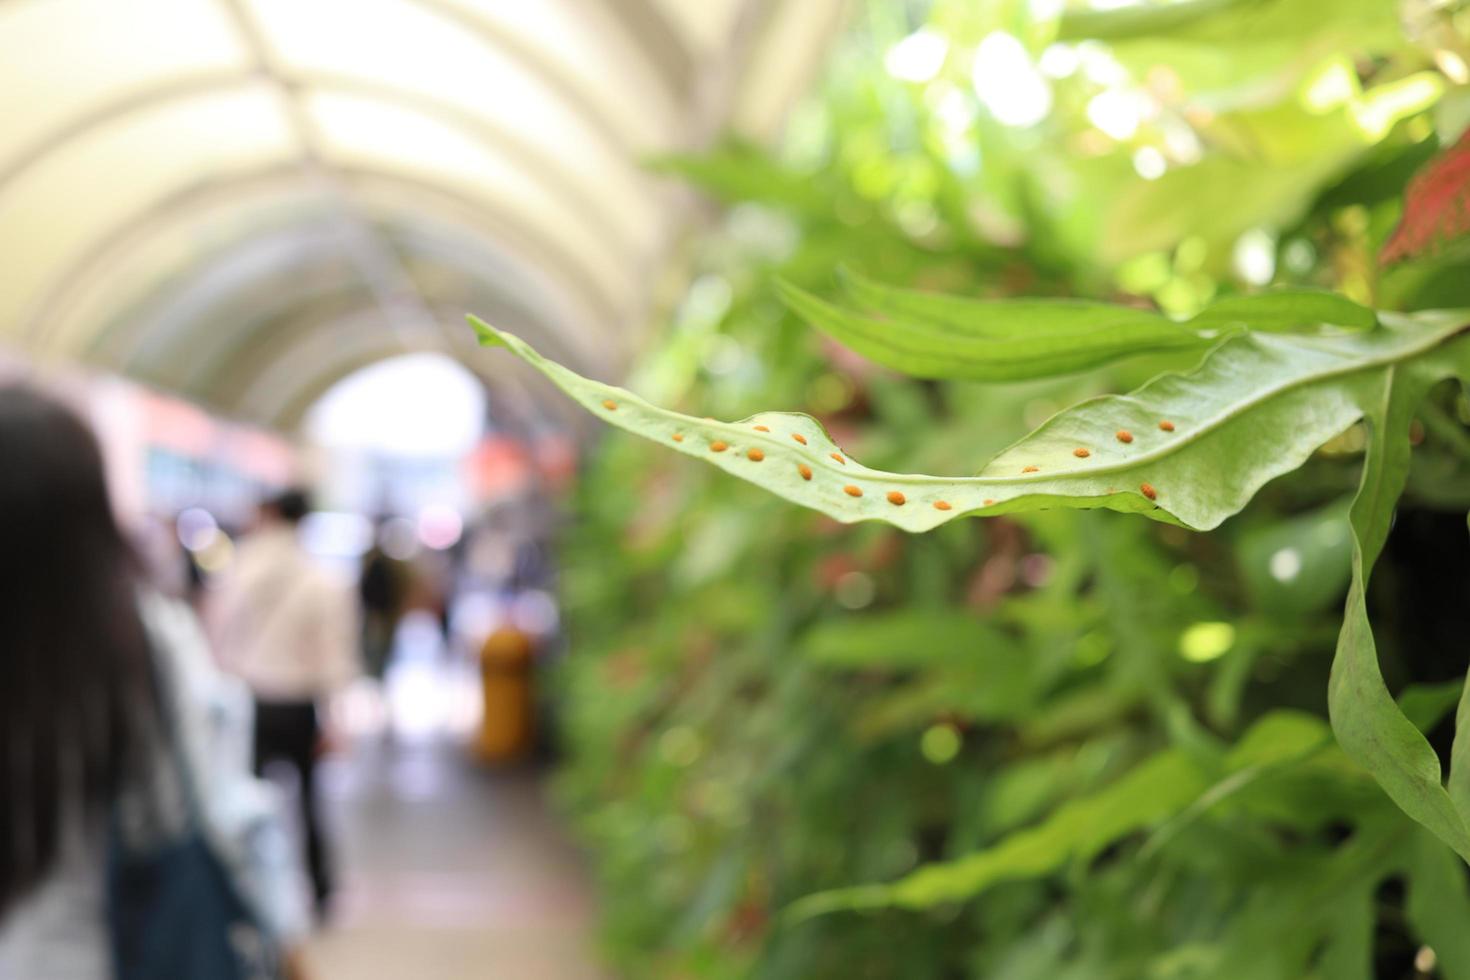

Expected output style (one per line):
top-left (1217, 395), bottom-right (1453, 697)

top-left (805, 612), bottom-right (1044, 730)
top-left (1398, 678), bottom-right (1466, 734)
top-left (1327, 344), bottom-right (1470, 863)
top-left (1188, 289), bottom-right (1378, 332)
top-left (781, 277), bottom-right (1210, 381)
top-left (1450, 517), bottom-right (1470, 821)
top-left (800, 611), bottom-right (1015, 670)
top-left (1138, 712), bottom-right (1333, 861)
top-left (842, 268), bottom-right (1374, 337)
top-left (1406, 828), bottom-right (1470, 980)
top-left (786, 274), bottom-right (1374, 383)
top-left (783, 748), bottom-right (1210, 919)
top-left (470, 311), bottom-right (1470, 535)
top-left (1316, 886), bottom-right (1376, 980)
top-left (835, 268), bottom-right (1172, 340)
top-left (470, 307), bottom-right (1470, 859)
top-left (851, 668), bottom-right (1035, 735)
top-left (1225, 710), bottom-right (1334, 769)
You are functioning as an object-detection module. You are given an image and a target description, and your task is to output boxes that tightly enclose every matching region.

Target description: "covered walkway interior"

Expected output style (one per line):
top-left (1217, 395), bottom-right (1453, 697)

top-left (0, 2), bottom-right (845, 977)
top-left (0, 0), bottom-right (842, 435)
top-left (306, 615), bottom-right (602, 979)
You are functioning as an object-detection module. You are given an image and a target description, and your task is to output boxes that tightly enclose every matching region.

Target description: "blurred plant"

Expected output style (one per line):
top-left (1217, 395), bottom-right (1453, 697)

top-left (496, 0), bottom-right (1470, 977)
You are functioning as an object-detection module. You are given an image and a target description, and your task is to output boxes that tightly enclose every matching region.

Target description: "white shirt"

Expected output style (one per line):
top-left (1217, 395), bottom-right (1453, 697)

top-left (210, 524), bottom-right (358, 702)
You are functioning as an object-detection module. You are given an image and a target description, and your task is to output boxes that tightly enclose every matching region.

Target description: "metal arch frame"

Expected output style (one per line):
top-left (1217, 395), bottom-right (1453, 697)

top-left (3, 73), bottom-right (641, 345)
top-left (0, 69), bottom-right (653, 256)
top-left (594, 0), bottom-right (695, 100)
top-left (0, 70), bottom-right (247, 193)
top-left (79, 179), bottom-right (349, 363)
top-left (73, 168), bottom-right (609, 383)
top-left (128, 249), bottom-right (380, 389)
top-left (22, 162), bottom-right (624, 364)
top-left (293, 69), bottom-right (651, 255)
top-left (100, 214), bottom-right (360, 365)
top-left (0, 0), bottom-right (776, 354)
top-left (0, 26), bottom-right (668, 362)
top-left (213, 302), bottom-right (444, 412)
top-left (101, 215), bottom-right (583, 396)
top-left (177, 248), bottom-right (587, 406)
top-left (402, 0), bottom-right (682, 159)
top-left (224, 302), bottom-right (582, 435)
top-left (0, 0), bottom-right (799, 433)
top-left (0, 0), bottom-right (695, 133)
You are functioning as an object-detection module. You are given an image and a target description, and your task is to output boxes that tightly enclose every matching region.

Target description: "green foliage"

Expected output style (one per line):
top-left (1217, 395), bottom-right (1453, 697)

top-left (779, 271), bottom-right (1377, 380)
top-left (1329, 348), bottom-right (1470, 863)
top-left (779, 276), bottom-right (1215, 381)
top-left (479, 290), bottom-right (1470, 869)
top-left (530, 1), bottom-right (1470, 976)
top-left (474, 309), bottom-right (1468, 534)
top-left (790, 745), bottom-right (1212, 917)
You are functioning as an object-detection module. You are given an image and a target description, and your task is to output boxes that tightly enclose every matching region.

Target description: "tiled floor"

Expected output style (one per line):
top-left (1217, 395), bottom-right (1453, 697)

top-left (295, 617), bottom-right (606, 979)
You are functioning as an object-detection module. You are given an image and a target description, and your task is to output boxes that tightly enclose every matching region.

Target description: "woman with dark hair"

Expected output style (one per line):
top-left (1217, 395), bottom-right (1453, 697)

top-left (0, 384), bottom-right (310, 978)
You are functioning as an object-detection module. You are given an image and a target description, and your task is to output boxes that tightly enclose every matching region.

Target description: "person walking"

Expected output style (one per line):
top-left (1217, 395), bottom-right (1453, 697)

top-left (0, 383), bottom-right (311, 979)
top-left (211, 489), bottom-right (357, 919)
top-left (357, 528), bottom-right (409, 681)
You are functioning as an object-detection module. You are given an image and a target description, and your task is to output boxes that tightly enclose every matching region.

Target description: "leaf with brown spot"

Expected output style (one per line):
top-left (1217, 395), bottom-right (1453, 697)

top-left (469, 310), bottom-right (1469, 534)
top-left (466, 309), bottom-right (1470, 862)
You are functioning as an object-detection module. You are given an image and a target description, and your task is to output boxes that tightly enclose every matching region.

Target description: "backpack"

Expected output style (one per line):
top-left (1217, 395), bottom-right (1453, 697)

top-left (106, 615), bottom-right (282, 980)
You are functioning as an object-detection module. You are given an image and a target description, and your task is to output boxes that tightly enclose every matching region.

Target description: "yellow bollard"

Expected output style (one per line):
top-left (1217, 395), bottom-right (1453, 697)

top-left (474, 625), bottom-right (535, 762)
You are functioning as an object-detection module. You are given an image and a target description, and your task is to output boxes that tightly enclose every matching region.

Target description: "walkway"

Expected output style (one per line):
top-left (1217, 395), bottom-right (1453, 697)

top-left (296, 613), bottom-right (605, 979)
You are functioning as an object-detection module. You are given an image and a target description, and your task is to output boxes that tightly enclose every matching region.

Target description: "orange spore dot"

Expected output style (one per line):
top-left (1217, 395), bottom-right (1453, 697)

top-left (1140, 483), bottom-right (1157, 500)
top-left (831, 453), bottom-right (846, 465)
top-left (1022, 465), bottom-right (1039, 473)
top-left (1116, 430), bottom-right (1133, 443)
top-left (747, 448), bottom-right (764, 462)
top-left (983, 499), bottom-right (995, 506)
top-left (602, 399), bottom-right (618, 410)
top-left (886, 491), bottom-right (906, 506)
top-left (671, 433), bottom-right (684, 442)
top-left (798, 464), bottom-right (812, 481)
top-left (1073, 448), bottom-right (1090, 458)
top-left (753, 424), bottom-right (770, 432)
top-left (710, 441), bottom-right (728, 452)
top-left (791, 433), bottom-right (807, 445)
top-left (843, 485), bottom-right (863, 498)
top-left (933, 501), bottom-right (952, 511)
top-left (1158, 420), bottom-right (1175, 432)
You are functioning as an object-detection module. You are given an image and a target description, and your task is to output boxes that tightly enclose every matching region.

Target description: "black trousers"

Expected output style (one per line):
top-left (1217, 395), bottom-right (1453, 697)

top-left (252, 699), bottom-right (332, 911)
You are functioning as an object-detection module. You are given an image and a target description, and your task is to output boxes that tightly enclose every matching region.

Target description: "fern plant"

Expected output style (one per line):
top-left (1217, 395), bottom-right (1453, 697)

top-left (470, 282), bottom-right (1470, 876)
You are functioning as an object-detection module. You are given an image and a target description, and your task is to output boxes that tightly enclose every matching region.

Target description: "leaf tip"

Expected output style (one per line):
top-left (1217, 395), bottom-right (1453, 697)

top-left (467, 314), bottom-right (508, 349)
top-left (783, 884), bottom-right (890, 925)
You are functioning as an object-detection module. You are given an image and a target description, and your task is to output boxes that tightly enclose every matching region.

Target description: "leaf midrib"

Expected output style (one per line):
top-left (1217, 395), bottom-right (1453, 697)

top-left (804, 323), bottom-right (1463, 490)
top-left (487, 317), bottom-right (1468, 497)
top-left (798, 291), bottom-right (1208, 355)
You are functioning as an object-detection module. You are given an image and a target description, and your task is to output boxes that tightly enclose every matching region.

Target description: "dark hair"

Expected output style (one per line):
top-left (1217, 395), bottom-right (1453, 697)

top-left (264, 487), bottom-right (310, 524)
top-left (0, 385), bottom-right (154, 914)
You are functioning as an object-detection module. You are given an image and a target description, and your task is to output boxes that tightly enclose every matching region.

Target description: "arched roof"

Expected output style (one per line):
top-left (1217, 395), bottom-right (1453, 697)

top-left (0, 0), bottom-right (844, 429)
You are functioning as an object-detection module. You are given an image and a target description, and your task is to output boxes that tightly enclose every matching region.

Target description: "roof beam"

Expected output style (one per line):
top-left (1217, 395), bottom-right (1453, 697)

top-left (25, 163), bottom-right (620, 366)
top-left (596, 0), bottom-right (696, 100)
top-left (0, 68), bottom-right (651, 340)
top-left (218, 0), bottom-right (435, 359)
